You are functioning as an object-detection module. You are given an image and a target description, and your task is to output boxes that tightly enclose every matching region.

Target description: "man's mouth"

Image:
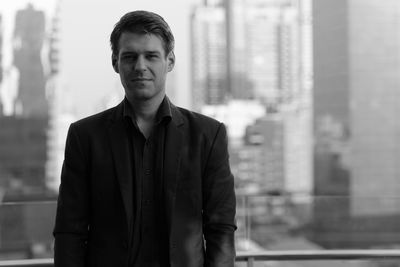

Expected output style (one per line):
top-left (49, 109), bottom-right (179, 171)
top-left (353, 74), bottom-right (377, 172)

top-left (131, 78), bottom-right (151, 82)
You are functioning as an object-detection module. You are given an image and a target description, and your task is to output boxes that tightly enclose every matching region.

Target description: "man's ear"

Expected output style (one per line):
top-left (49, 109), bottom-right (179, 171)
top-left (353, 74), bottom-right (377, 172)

top-left (112, 54), bottom-right (119, 73)
top-left (167, 51), bottom-right (175, 72)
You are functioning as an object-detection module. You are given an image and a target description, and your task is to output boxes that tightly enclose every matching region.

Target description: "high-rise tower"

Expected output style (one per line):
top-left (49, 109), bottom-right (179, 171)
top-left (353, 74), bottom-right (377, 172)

top-left (191, 0), bottom-right (228, 110)
top-left (13, 4), bottom-right (47, 118)
top-left (349, 0), bottom-right (400, 217)
top-left (312, 0), bottom-right (400, 248)
top-left (0, 4), bottom-right (49, 197)
top-left (0, 14), bottom-right (4, 116)
top-left (314, 0), bottom-right (400, 217)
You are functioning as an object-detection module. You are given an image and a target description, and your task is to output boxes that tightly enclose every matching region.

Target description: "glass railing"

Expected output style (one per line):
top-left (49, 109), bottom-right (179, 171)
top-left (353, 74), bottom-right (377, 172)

top-left (0, 200), bottom-right (56, 261)
top-left (2, 195), bottom-right (400, 266)
top-left (235, 193), bottom-right (400, 253)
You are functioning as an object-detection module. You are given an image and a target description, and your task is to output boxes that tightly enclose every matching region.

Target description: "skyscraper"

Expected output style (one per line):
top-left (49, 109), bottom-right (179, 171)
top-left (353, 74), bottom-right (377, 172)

top-left (314, 0), bottom-right (400, 217)
top-left (0, 14), bottom-right (3, 116)
top-left (192, 0), bottom-right (305, 107)
top-left (46, 0), bottom-right (64, 192)
top-left (245, 0), bottom-right (300, 105)
top-left (225, 0), bottom-right (253, 100)
top-left (0, 4), bottom-right (49, 197)
top-left (13, 4), bottom-right (47, 118)
top-left (313, 0), bottom-right (349, 135)
top-left (349, 0), bottom-right (400, 217)
top-left (0, 14), bottom-right (3, 83)
top-left (312, 0), bottom-right (400, 247)
top-left (191, 1), bottom-right (228, 110)
top-left (312, 0), bottom-right (351, 226)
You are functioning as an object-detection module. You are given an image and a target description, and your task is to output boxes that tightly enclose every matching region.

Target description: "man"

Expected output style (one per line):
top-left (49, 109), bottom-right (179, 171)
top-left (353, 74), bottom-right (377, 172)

top-left (53, 10), bottom-right (236, 267)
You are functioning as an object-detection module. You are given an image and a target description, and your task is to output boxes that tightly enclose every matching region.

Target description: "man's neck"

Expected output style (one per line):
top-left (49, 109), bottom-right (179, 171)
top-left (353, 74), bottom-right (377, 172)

top-left (127, 93), bottom-right (165, 122)
top-left (126, 93), bottom-right (165, 138)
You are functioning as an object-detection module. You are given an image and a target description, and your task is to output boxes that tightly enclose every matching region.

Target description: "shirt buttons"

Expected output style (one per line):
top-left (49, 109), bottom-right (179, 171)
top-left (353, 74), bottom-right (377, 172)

top-left (145, 169), bottom-right (151, 175)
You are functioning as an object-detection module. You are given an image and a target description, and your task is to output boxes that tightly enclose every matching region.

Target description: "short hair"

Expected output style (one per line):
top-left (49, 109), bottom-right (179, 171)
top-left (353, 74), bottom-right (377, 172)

top-left (110, 10), bottom-right (175, 57)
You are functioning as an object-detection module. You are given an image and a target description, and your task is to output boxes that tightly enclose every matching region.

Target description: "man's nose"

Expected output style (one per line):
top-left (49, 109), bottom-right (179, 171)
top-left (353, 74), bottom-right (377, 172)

top-left (134, 56), bottom-right (146, 71)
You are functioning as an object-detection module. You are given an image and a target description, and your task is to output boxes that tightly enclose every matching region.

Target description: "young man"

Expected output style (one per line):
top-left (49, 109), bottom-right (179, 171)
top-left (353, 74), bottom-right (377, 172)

top-left (53, 10), bottom-right (236, 267)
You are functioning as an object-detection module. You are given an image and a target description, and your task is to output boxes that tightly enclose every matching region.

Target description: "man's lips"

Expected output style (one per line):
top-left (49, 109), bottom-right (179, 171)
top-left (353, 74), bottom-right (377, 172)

top-left (131, 78), bottom-right (151, 82)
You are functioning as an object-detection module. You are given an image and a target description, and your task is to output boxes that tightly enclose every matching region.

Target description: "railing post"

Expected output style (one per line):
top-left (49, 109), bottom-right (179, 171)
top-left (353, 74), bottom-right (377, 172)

top-left (245, 195), bottom-right (250, 250)
top-left (247, 256), bottom-right (254, 267)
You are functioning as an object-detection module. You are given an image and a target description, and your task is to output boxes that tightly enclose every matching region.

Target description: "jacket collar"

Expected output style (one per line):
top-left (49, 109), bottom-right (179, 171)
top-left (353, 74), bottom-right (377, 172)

top-left (109, 96), bottom-right (184, 128)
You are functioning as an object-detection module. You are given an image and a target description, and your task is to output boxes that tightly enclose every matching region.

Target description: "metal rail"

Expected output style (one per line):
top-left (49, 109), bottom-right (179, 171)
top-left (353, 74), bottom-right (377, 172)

top-left (2, 250), bottom-right (400, 267)
top-left (0, 258), bottom-right (52, 267)
top-left (236, 250), bottom-right (400, 267)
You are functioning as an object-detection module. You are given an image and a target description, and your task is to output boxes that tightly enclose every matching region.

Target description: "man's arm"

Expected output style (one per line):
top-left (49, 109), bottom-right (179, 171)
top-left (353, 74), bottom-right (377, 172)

top-left (202, 123), bottom-right (237, 267)
top-left (53, 123), bottom-right (90, 267)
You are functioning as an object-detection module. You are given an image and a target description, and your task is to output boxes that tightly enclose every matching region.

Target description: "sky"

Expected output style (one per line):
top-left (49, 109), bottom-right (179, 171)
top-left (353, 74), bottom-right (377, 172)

top-left (0, 0), bottom-right (201, 118)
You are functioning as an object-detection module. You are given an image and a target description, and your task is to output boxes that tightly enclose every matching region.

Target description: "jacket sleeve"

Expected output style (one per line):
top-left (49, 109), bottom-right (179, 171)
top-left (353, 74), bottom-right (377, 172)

top-left (202, 123), bottom-right (237, 267)
top-left (53, 123), bottom-right (90, 267)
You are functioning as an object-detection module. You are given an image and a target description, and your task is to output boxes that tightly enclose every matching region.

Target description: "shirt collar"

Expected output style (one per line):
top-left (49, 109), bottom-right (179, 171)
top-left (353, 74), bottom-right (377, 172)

top-left (123, 96), bottom-right (172, 125)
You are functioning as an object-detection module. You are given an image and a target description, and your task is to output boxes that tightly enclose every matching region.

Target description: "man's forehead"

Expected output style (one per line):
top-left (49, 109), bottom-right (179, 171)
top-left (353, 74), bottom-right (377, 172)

top-left (120, 31), bottom-right (162, 42)
top-left (119, 32), bottom-right (164, 49)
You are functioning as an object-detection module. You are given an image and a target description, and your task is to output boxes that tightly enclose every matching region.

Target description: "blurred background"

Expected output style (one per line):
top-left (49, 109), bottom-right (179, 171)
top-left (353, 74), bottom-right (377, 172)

top-left (1, 0), bottom-right (400, 266)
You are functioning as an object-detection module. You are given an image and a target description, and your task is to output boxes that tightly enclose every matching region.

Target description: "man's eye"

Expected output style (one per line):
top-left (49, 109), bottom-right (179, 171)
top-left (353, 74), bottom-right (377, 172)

top-left (122, 55), bottom-right (136, 61)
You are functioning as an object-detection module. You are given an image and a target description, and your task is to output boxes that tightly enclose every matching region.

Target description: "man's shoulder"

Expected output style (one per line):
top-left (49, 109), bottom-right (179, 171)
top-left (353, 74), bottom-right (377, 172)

top-left (71, 104), bottom-right (120, 131)
top-left (175, 106), bottom-right (221, 128)
top-left (172, 105), bottom-right (226, 139)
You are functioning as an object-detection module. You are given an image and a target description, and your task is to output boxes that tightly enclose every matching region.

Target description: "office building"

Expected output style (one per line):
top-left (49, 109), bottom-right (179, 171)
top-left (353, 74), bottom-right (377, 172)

top-left (348, 0), bottom-right (400, 217)
top-left (313, 0), bottom-right (400, 217)
top-left (13, 4), bottom-right (47, 118)
top-left (312, 0), bottom-right (400, 247)
top-left (0, 4), bottom-right (49, 197)
top-left (191, 1), bottom-right (228, 110)
top-left (0, 14), bottom-right (3, 116)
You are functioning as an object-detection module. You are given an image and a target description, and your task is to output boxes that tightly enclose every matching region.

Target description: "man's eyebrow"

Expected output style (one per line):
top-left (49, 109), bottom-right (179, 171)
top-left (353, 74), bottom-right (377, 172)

top-left (146, 51), bottom-right (161, 55)
top-left (120, 51), bottom-right (137, 56)
top-left (120, 51), bottom-right (161, 56)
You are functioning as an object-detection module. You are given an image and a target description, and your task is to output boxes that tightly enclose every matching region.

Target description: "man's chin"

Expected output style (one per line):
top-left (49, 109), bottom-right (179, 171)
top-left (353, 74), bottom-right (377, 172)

top-left (125, 92), bottom-right (157, 102)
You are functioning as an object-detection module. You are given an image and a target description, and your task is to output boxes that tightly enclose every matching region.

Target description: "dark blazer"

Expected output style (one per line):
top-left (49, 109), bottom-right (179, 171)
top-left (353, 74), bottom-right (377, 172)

top-left (53, 99), bottom-right (237, 267)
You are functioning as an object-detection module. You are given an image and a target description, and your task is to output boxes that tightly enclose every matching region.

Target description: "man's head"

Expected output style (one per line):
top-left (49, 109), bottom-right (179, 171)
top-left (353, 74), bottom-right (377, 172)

top-left (110, 10), bottom-right (175, 59)
top-left (110, 11), bottom-right (175, 104)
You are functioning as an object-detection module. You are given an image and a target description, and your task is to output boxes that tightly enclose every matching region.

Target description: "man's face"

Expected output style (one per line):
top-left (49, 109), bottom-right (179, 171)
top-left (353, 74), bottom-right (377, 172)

top-left (112, 32), bottom-right (175, 102)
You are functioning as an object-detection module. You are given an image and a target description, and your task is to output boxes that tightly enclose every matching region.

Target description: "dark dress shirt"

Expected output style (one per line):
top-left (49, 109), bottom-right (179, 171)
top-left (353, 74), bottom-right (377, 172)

top-left (123, 97), bottom-right (172, 267)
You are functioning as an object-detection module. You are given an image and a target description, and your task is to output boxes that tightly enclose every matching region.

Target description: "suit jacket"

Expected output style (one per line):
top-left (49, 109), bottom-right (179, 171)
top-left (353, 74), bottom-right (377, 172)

top-left (53, 98), bottom-right (237, 267)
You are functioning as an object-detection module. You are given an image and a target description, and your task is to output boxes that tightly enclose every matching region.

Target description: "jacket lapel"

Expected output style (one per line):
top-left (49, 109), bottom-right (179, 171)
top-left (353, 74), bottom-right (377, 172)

top-left (107, 102), bottom-right (134, 234)
top-left (163, 104), bottom-right (184, 233)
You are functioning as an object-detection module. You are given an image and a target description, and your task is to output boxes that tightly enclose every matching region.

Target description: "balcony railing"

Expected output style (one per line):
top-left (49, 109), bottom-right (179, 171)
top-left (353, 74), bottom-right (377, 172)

top-left (3, 197), bottom-right (400, 266)
top-left (2, 250), bottom-right (400, 267)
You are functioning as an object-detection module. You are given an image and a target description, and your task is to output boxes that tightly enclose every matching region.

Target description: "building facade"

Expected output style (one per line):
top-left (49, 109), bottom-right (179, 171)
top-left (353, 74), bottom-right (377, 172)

top-left (312, 0), bottom-right (400, 247)
top-left (191, 2), bottom-right (228, 110)
top-left (0, 4), bottom-right (49, 198)
top-left (13, 4), bottom-right (47, 118)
